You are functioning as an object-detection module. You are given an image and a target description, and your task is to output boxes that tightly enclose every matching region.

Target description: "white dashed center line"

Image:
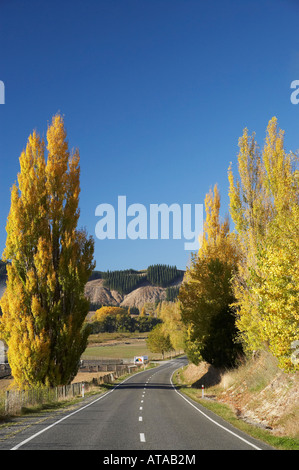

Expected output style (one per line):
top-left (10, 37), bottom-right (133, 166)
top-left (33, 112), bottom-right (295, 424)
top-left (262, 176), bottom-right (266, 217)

top-left (138, 377), bottom-right (150, 445)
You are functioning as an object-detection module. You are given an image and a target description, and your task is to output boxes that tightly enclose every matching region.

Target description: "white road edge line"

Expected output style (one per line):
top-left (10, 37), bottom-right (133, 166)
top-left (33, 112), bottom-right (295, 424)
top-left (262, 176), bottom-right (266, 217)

top-left (10, 388), bottom-right (114, 450)
top-left (10, 366), bottom-right (150, 450)
top-left (170, 369), bottom-right (262, 451)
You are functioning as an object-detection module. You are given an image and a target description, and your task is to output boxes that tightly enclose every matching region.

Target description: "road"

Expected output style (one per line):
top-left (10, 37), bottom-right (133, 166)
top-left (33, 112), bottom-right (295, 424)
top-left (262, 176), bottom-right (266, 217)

top-left (5, 357), bottom-right (273, 451)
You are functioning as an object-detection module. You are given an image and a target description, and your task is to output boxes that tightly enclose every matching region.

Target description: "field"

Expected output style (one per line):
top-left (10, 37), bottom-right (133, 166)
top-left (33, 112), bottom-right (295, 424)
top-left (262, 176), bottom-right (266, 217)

top-left (83, 342), bottom-right (153, 360)
top-left (82, 332), bottom-right (171, 361)
top-left (0, 332), bottom-right (177, 395)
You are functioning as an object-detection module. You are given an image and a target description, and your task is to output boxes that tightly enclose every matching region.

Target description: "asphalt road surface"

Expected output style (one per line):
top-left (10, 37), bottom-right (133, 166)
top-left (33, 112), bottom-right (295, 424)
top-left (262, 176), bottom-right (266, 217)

top-left (5, 357), bottom-right (273, 451)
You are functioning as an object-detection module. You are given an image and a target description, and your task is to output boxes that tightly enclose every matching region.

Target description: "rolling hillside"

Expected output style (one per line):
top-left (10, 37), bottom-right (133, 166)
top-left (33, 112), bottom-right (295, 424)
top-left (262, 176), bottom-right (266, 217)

top-left (0, 264), bottom-right (185, 312)
top-left (85, 265), bottom-right (184, 310)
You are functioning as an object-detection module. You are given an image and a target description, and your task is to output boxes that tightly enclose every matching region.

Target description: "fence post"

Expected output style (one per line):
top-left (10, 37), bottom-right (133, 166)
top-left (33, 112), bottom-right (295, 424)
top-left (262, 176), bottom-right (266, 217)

top-left (5, 390), bottom-right (9, 414)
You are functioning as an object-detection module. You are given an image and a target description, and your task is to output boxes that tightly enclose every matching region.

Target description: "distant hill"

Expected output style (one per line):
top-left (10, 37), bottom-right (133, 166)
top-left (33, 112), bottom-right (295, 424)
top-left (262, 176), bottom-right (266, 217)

top-left (0, 263), bottom-right (185, 312)
top-left (85, 265), bottom-right (184, 311)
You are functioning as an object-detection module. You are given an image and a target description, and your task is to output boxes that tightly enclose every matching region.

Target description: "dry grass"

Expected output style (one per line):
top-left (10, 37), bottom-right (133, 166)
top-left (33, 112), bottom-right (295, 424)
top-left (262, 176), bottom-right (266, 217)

top-left (0, 376), bottom-right (13, 392)
top-left (181, 351), bottom-right (299, 441)
top-left (0, 370), bottom-right (111, 392)
top-left (71, 370), bottom-right (110, 384)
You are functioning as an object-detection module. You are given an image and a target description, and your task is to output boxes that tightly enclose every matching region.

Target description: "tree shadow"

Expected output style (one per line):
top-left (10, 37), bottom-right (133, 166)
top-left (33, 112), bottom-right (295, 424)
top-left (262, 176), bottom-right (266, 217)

top-left (116, 382), bottom-right (174, 390)
top-left (191, 364), bottom-right (222, 389)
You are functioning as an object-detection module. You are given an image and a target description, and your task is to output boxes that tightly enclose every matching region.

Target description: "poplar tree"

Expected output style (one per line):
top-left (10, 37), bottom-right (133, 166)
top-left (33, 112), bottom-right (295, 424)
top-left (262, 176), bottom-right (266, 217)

top-left (228, 125), bottom-right (271, 352)
top-left (146, 323), bottom-right (173, 360)
top-left (228, 117), bottom-right (299, 370)
top-left (0, 114), bottom-right (95, 389)
top-left (158, 301), bottom-right (186, 352)
top-left (179, 185), bottom-right (242, 367)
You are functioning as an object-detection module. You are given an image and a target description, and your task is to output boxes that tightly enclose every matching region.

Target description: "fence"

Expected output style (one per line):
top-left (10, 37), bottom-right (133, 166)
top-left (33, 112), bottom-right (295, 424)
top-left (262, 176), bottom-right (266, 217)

top-left (79, 362), bottom-right (137, 373)
top-left (4, 382), bottom-right (84, 414)
top-left (2, 363), bottom-right (140, 416)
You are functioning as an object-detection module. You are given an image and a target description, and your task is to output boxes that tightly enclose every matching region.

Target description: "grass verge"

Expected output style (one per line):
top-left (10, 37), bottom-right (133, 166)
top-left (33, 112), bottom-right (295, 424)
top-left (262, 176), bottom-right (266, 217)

top-left (173, 367), bottom-right (299, 451)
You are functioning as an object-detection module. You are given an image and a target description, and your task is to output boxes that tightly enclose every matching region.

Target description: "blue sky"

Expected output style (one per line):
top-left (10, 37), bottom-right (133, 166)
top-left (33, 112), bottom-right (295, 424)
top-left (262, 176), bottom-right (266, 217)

top-left (0, 0), bottom-right (299, 271)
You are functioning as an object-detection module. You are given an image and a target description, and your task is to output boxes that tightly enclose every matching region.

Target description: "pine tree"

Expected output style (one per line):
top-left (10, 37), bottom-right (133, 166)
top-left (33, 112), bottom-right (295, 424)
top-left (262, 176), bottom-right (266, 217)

top-left (0, 114), bottom-right (95, 389)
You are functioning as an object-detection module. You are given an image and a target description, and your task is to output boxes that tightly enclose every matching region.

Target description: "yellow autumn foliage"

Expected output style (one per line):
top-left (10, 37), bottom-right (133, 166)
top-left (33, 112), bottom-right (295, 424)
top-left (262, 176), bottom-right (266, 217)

top-left (228, 117), bottom-right (299, 370)
top-left (157, 301), bottom-right (186, 351)
top-left (179, 184), bottom-right (243, 367)
top-left (0, 114), bottom-right (95, 389)
top-left (91, 306), bottom-right (128, 322)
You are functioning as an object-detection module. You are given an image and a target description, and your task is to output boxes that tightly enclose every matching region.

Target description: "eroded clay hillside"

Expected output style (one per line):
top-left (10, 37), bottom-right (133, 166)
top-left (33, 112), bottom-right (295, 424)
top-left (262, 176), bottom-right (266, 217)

top-left (84, 270), bottom-right (184, 310)
top-left (0, 263), bottom-right (185, 311)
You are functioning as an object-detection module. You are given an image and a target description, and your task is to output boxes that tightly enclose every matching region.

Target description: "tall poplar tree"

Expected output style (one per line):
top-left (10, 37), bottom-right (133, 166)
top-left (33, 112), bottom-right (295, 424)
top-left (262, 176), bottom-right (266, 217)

top-left (227, 125), bottom-right (271, 352)
top-left (0, 114), bottom-right (95, 389)
top-left (228, 117), bottom-right (299, 370)
top-left (179, 184), bottom-right (242, 368)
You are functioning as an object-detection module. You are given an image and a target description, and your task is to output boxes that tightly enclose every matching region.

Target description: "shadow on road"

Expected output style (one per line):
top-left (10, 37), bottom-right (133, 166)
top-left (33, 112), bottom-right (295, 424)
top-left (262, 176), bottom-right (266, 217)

top-left (116, 382), bottom-right (175, 390)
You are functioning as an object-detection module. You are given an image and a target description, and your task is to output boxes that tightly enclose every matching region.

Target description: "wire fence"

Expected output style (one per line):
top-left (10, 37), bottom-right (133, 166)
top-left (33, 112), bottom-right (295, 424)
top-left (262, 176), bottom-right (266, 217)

top-left (3, 382), bottom-right (83, 414)
top-left (0, 364), bottom-right (139, 417)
